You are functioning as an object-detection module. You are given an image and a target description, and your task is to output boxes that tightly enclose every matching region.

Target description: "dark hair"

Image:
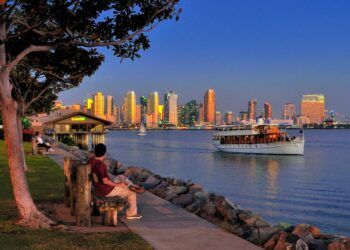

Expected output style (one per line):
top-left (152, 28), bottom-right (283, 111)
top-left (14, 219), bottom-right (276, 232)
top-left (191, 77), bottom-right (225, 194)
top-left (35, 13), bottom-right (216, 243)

top-left (94, 143), bottom-right (106, 157)
top-left (35, 131), bottom-right (39, 136)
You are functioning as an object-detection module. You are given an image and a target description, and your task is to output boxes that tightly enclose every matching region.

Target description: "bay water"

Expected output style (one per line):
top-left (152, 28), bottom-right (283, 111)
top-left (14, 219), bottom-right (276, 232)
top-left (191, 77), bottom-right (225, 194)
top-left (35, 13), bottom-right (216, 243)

top-left (106, 130), bottom-right (350, 235)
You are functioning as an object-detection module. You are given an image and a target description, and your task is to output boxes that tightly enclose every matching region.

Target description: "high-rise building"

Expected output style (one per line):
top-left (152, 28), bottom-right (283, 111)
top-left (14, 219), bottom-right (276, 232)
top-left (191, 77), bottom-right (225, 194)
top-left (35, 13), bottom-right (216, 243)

top-left (147, 92), bottom-right (159, 128)
top-left (198, 103), bottom-right (204, 122)
top-left (92, 92), bottom-right (105, 118)
top-left (224, 111), bottom-right (233, 125)
top-left (105, 95), bottom-right (114, 116)
top-left (53, 100), bottom-right (62, 110)
top-left (113, 105), bottom-right (121, 124)
top-left (204, 89), bottom-right (216, 124)
top-left (248, 99), bottom-right (257, 120)
top-left (264, 102), bottom-right (272, 119)
top-left (240, 111), bottom-right (248, 121)
top-left (164, 90), bottom-right (178, 126)
top-left (158, 105), bottom-right (164, 123)
top-left (283, 103), bottom-right (296, 120)
top-left (215, 111), bottom-right (222, 126)
top-left (135, 104), bottom-right (141, 125)
top-left (70, 103), bottom-right (81, 111)
top-left (86, 98), bottom-right (93, 110)
top-left (140, 96), bottom-right (147, 124)
top-left (301, 94), bottom-right (325, 124)
top-left (179, 100), bottom-right (198, 127)
top-left (123, 91), bottom-right (136, 125)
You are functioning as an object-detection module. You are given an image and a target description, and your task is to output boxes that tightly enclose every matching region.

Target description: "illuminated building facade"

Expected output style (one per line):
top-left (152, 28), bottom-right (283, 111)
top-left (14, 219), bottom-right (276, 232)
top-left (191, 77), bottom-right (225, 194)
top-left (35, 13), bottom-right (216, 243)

top-left (123, 91), bottom-right (137, 125)
top-left (92, 92), bottom-right (105, 118)
top-left (204, 89), bottom-right (216, 124)
top-left (301, 94), bottom-right (325, 124)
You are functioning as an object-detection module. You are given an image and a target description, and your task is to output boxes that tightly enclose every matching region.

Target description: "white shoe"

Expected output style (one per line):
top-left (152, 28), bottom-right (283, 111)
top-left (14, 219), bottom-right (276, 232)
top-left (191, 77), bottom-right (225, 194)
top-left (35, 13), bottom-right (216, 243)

top-left (126, 214), bottom-right (143, 220)
top-left (49, 148), bottom-right (54, 152)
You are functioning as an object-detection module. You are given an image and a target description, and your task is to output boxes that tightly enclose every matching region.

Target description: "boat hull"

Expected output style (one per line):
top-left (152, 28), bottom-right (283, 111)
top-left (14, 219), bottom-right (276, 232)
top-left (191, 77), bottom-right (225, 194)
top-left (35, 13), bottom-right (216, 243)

top-left (213, 139), bottom-right (304, 155)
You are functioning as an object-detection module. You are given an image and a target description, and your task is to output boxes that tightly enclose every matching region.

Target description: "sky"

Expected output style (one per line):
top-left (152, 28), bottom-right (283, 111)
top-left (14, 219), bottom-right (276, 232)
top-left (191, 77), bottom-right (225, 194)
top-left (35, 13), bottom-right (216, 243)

top-left (59, 0), bottom-right (350, 117)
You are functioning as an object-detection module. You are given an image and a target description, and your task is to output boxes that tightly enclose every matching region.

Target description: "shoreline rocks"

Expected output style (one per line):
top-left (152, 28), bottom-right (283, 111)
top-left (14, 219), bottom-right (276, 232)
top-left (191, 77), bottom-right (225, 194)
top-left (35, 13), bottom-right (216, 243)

top-left (54, 139), bottom-right (350, 250)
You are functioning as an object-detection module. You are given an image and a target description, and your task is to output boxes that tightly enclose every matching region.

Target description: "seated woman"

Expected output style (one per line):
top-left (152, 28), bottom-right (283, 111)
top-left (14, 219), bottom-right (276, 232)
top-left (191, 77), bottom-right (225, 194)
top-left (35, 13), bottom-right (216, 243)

top-left (35, 132), bottom-right (54, 152)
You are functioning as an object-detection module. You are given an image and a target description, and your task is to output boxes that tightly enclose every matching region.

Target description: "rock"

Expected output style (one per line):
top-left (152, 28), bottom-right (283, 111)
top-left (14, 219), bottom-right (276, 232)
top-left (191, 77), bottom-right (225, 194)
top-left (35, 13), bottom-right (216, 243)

top-left (144, 175), bottom-right (161, 188)
top-left (248, 226), bottom-right (280, 245)
top-left (164, 192), bottom-right (178, 202)
top-left (149, 185), bottom-right (167, 198)
top-left (124, 167), bottom-right (142, 177)
top-left (264, 233), bottom-right (280, 250)
top-left (307, 239), bottom-right (326, 250)
top-left (274, 232), bottom-right (288, 250)
top-left (185, 199), bottom-right (206, 214)
top-left (201, 201), bottom-right (216, 217)
top-left (172, 193), bottom-right (194, 207)
top-left (167, 185), bottom-right (187, 195)
top-left (194, 191), bottom-right (210, 202)
top-left (116, 164), bottom-right (128, 174)
top-left (188, 183), bottom-right (203, 192)
top-left (278, 222), bottom-right (294, 231)
top-left (293, 224), bottom-right (314, 242)
top-left (141, 183), bottom-right (155, 190)
top-left (328, 238), bottom-right (350, 250)
top-left (173, 179), bottom-right (187, 186)
top-left (296, 239), bottom-right (309, 250)
top-left (309, 226), bottom-right (322, 238)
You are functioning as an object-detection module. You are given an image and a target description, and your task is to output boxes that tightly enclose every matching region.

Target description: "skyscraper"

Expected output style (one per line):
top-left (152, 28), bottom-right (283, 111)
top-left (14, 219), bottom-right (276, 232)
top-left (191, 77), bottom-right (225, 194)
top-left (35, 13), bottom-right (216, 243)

top-left (135, 104), bottom-right (141, 125)
top-left (105, 95), bottom-right (114, 116)
top-left (123, 91), bottom-right (136, 125)
top-left (204, 89), bottom-right (216, 124)
top-left (224, 111), bottom-right (233, 125)
top-left (264, 102), bottom-right (272, 119)
top-left (140, 96), bottom-right (147, 124)
top-left (147, 92), bottom-right (159, 127)
top-left (240, 111), bottom-right (248, 121)
top-left (283, 103), bottom-right (296, 120)
top-left (179, 100), bottom-right (198, 127)
top-left (158, 105), bottom-right (164, 123)
top-left (113, 105), bottom-right (121, 124)
top-left (301, 94), bottom-right (325, 124)
top-left (248, 99), bottom-right (257, 121)
top-left (92, 92), bottom-right (105, 118)
top-left (198, 103), bottom-right (204, 122)
top-left (164, 90), bottom-right (178, 126)
top-left (215, 111), bottom-right (222, 126)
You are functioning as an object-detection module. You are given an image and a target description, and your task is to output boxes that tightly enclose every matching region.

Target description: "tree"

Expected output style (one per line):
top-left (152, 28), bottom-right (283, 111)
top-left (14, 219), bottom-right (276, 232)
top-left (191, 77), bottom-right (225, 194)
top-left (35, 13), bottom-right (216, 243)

top-left (0, 0), bottom-right (180, 228)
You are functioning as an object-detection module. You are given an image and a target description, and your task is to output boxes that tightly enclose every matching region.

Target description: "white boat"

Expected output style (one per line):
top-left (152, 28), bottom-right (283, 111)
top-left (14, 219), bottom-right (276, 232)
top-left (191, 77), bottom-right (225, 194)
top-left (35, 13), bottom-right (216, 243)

top-left (138, 123), bottom-right (147, 136)
top-left (213, 124), bottom-right (304, 155)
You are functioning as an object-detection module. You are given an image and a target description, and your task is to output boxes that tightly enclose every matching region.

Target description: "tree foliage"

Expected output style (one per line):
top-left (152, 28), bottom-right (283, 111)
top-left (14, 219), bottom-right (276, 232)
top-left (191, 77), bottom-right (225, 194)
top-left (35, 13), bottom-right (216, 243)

top-left (1, 0), bottom-right (181, 112)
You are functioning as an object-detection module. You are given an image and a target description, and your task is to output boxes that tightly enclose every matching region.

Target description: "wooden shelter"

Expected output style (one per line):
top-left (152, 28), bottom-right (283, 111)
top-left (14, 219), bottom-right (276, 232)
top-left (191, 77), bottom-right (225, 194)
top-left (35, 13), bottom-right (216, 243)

top-left (44, 111), bottom-right (112, 149)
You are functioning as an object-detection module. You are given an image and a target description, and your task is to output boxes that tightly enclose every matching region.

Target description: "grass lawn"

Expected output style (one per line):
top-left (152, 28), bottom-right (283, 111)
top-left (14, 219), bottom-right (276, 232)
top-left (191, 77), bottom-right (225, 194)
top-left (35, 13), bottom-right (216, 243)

top-left (0, 140), bottom-right (152, 250)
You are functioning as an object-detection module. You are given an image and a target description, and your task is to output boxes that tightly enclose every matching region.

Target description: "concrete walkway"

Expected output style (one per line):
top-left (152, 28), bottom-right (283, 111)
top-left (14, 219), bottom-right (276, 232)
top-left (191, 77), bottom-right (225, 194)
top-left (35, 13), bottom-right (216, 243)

top-left (47, 148), bottom-right (260, 250)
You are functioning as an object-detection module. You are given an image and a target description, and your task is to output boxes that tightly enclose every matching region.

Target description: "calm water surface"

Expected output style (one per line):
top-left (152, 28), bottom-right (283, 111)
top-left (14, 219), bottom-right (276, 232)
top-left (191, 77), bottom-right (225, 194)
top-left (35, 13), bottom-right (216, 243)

top-left (106, 130), bottom-right (350, 235)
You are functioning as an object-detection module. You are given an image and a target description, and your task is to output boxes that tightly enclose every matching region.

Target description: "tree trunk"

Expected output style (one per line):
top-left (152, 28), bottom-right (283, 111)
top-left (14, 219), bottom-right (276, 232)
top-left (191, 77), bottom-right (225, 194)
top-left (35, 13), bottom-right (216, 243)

top-left (16, 114), bottom-right (28, 171)
top-left (75, 163), bottom-right (91, 227)
top-left (1, 97), bottom-right (54, 228)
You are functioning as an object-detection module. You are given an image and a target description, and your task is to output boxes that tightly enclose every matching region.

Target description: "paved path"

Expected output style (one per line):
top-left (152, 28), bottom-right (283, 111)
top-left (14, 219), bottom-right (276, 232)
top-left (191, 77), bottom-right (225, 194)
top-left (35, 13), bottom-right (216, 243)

top-left (47, 148), bottom-right (260, 250)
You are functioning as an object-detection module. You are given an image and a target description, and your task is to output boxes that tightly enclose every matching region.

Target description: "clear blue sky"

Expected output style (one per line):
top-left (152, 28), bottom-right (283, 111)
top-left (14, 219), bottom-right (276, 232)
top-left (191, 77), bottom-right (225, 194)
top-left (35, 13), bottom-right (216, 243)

top-left (59, 0), bottom-right (350, 117)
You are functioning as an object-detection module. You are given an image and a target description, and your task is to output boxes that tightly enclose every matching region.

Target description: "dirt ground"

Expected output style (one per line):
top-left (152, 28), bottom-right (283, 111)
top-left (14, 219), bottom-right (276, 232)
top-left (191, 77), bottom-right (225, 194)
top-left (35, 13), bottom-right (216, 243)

top-left (38, 202), bottom-right (130, 233)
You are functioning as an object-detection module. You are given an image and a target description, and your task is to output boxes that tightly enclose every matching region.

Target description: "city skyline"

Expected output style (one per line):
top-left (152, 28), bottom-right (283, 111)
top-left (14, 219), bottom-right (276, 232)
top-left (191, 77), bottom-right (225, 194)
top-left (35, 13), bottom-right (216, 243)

top-left (58, 0), bottom-right (350, 116)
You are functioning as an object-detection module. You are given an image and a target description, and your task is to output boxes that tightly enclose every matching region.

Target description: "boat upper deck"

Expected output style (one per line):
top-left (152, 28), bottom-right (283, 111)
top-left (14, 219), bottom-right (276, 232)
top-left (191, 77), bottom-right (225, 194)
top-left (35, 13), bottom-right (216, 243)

top-left (213, 124), bottom-right (285, 136)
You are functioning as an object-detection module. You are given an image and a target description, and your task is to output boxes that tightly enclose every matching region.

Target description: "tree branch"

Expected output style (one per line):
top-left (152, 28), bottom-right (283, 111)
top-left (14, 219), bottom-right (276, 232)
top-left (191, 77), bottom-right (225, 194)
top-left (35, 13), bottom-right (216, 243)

top-left (6, 45), bottom-right (53, 72)
top-left (23, 83), bottom-right (53, 112)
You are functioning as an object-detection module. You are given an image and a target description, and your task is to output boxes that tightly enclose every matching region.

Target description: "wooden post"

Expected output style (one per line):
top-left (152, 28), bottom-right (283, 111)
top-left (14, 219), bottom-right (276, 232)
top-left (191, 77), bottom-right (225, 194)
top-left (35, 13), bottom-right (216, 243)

top-left (76, 163), bottom-right (91, 227)
top-left (63, 157), bottom-right (73, 207)
top-left (32, 137), bottom-right (37, 155)
top-left (101, 207), bottom-right (118, 226)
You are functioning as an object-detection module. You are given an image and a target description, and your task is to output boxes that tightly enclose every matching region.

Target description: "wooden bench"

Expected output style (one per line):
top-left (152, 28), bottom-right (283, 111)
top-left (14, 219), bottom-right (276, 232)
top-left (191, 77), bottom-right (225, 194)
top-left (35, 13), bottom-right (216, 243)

top-left (64, 157), bottom-right (128, 227)
top-left (92, 194), bottom-right (127, 226)
top-left (31, 137), bottom-right (47, 155)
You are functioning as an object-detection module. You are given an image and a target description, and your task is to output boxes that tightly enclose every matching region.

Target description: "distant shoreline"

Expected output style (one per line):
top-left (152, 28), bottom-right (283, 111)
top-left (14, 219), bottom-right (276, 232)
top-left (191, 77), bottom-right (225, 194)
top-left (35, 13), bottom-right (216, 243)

top-left (108, 127), bottom-right (350, 131)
